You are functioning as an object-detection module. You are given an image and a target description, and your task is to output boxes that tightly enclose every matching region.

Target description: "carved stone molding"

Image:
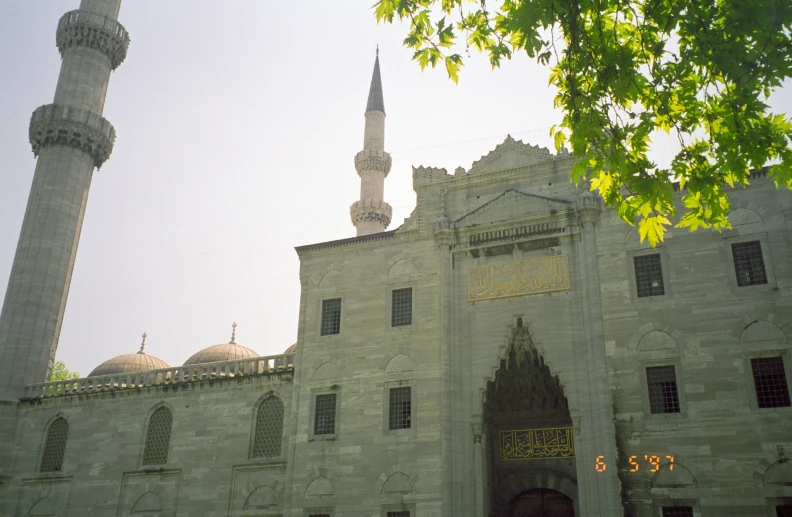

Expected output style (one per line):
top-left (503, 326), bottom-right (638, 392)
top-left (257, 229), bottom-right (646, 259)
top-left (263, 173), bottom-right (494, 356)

top-left (574, 192), bottom-right (602, 227)
top-left (56, 9), bottom-right (130, 70)
top-left (350, 199), bottom-right (392, 227)
top-left (29, 103), bottom-right (116, 168)
top-left (354, 150), bottom-right (392, 176)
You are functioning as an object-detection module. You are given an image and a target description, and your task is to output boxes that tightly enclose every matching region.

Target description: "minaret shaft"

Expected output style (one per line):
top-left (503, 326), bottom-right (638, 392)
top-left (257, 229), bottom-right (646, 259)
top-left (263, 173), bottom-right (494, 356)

top-left (0, 0), bottom-right (127, 402)
top-left (351, 54), bottom-right (392, 236)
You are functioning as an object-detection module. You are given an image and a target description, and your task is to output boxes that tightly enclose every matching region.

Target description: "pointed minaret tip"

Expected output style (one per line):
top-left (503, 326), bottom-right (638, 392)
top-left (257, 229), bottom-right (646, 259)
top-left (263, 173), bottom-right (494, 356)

top-left (366, 49), bottom-right (385, 114)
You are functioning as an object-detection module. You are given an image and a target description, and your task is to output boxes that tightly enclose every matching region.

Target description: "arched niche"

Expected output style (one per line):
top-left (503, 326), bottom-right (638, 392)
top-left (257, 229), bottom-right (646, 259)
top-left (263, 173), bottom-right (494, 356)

top-left (243, 485), bottom-right (279, 509)
top-left (388, 259), bottom-right (418, 277)
top-left (728, 207), bottom-right (763, 226)
top-left (385, 354), bottom-right (416, 373)
top-left (637, 330), bottom-right (679, 352)
top-left (312, 362), bottom-right (341, 381)
top-left (652, 463), bottom-right (697, 488)
top-left (27, 498), bottom-right (58, 517)
top-left (382, 472), bottom-right (414, 494)
top-left (305, 476), bottom-right (335, 498)
top-left (318, 270), bottom-right (344, 288)
top-left (131, 491), bottom-right (163, 513)
top-left (741, 320), bottom-right (787, 344)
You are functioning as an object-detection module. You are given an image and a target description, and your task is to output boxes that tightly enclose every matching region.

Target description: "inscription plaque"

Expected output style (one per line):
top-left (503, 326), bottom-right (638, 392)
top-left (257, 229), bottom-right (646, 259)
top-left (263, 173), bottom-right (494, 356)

top-left (468, 255), bottom-right (570, 301)
top-left (500, 427), bottom-right (575, 460)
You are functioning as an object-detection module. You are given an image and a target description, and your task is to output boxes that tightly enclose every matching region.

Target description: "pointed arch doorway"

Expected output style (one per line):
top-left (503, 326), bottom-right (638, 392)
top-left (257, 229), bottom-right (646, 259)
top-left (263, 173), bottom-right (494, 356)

top-left (483, 319), bottom-right (578, 517)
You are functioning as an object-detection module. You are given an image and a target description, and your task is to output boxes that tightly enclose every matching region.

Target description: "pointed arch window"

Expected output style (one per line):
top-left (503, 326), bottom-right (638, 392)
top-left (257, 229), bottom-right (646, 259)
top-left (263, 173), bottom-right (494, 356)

top-left (40, 417), bottom-right (69, 472)
top-left (252, 395), bottom-right (284, 458)
top-left (142, 406), bottom-right (173, 465)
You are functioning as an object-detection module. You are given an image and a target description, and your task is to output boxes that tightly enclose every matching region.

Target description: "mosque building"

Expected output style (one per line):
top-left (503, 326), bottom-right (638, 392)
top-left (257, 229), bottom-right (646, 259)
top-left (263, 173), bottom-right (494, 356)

top-left (0, 1), bottom-right (791, 516)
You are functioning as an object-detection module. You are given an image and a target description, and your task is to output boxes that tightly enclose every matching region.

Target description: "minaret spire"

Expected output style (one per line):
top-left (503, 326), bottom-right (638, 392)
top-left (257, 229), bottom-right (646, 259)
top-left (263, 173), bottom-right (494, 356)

top-left (350, 50), bottom-right (392, 236)
top-left (0, 0), bottom-right (129, 402)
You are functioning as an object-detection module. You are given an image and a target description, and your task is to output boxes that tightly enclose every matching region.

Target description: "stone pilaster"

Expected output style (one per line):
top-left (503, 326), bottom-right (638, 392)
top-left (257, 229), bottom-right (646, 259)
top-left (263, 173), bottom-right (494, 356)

top-left (573, 192), bottom-right (624, 516)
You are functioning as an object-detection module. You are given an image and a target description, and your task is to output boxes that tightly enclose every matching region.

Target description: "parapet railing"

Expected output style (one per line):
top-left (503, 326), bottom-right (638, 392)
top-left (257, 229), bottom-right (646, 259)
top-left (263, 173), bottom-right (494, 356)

top-left (22, 354), bottom-right (295, 400)
top-left (58, 9), bottom-right (130, 41)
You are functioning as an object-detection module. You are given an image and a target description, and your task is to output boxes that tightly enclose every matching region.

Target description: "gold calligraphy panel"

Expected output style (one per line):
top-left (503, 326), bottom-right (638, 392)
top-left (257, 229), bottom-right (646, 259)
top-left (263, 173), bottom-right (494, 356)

top-left (468, 255), bottom-right (570, 301)
top-left (500, 427), bottom-right (575, 460)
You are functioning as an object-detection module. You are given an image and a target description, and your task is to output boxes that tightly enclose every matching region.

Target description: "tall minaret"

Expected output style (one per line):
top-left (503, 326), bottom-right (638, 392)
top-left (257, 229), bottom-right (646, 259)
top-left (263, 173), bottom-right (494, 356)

top-left (0, 0), bottom-right (128, 402)
top-left (350, 49), bottom-right (393, 236)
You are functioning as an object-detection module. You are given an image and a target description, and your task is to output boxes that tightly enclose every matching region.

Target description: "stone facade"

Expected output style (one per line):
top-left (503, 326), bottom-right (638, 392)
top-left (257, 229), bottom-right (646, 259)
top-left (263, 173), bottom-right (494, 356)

top-left (1, 2), bottom-right (792, 517)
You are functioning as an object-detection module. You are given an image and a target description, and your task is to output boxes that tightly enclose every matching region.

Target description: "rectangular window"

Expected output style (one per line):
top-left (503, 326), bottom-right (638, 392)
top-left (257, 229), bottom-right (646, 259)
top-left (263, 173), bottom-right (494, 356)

top-left (634, 254), bottom-right (665, 297)
top-left (391, 288), bottom-right (413, 327)
top-left (313, 394), bottom-right (337, 435)
top-left (776, 503), bottom-right (792, 517)
top-left (662, 507), bottom-right (694, 517)
top-left (309, 514), bottom-right (331, 517)
top-left (647, 366), bottom-right (681, 414)
top-left (386, 513), bottom-right (410, 517)
top-left (320, 299), bottom-right (341, 336)
top-left (732, 241), bottom-right (767, 286)
top-left (389, 387), bottom-right (412, 430)
top-left (751, 357), bottom-right (791, 408)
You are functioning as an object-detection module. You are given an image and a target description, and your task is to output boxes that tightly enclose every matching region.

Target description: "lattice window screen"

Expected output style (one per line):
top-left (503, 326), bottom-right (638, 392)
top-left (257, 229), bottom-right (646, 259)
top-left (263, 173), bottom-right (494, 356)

top-left (40, 417), bottom-right (69, 472)
top-left (391, 288), bottom-right (413, 327)
top-left (646, 366), bottom-right (681, 414)
top-left (752, 357), bottom-right (791, 408)
top-left (313, 394), bottom-right (337, 435)
top-left (252, 396), bottom-right (284, 458)
top-left (732, 240), bottom-right (767, 286)
top-left (389, 387), bottom-right (412, 430)
top-left (661, 507), bottom-right (694, 517)
top-left (142, 406), bottom-right (173, 465)
top-left (634, 254), bottom-right (664, 297)
top-left (321, 299), bottom-right (342, 336)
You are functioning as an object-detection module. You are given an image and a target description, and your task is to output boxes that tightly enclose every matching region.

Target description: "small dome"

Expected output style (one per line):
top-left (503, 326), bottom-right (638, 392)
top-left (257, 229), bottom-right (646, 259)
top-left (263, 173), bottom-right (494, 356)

top-left (284, 343), bottom-right (297, 354)
top-left (183, 342), bottom-right (260, 366)
top-left (89, 336), bottom-right (170, 377)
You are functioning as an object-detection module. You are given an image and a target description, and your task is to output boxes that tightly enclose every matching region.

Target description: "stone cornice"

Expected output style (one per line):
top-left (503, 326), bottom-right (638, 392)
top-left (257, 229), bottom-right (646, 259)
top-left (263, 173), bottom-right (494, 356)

top-left (29, 103), bottom-right (116, 168)
top-left (355, 150), bottom-right (392, 176)
top-left (56, 9), bottom-right (130, 70)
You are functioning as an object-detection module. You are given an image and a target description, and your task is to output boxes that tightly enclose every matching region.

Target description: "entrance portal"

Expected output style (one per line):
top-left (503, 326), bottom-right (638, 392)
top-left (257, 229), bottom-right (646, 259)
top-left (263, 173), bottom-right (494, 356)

top-left (509, 489), bottom-right (574, 517)
top-left (483, 319), bottom-right (577, 515)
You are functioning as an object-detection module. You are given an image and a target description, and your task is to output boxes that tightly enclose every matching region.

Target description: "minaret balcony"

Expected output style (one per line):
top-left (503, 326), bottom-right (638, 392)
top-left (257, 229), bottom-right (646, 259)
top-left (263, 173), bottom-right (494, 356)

top-left (57, 9), bottom-right (130, 70)
top-left (29, 103), bottom-right (116, 168)
top-left (355, 150), bottom-right (392, 176)
top-left (350, 199), bottom-right (393, 228)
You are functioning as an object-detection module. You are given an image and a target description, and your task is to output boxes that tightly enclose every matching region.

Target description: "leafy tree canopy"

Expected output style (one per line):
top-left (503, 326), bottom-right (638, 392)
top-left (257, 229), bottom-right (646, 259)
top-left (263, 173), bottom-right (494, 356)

top-left (374, 0), bottom-right (792, 245)
top-left (49, 361), bottom-right (80, 381)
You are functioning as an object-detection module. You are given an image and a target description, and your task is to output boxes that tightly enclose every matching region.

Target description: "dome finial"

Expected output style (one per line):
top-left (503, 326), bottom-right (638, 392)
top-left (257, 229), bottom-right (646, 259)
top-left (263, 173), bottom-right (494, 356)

top-left (230, 322), bottom-right (237, 344)
top-left (139, 332), bottom-right (147, 354)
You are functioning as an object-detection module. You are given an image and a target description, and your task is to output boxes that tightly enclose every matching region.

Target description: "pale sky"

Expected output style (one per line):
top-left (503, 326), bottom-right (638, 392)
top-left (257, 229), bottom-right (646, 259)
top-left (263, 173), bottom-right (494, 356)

top-left (1, 2), bottom-right (790, 376)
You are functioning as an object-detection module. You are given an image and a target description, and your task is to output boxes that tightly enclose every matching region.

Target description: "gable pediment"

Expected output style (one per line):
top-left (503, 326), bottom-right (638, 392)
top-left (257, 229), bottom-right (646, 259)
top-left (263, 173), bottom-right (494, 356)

top-left (455, 189), bottom-right (572, 227)
top-left (467, 135), bottom-right (567, 175)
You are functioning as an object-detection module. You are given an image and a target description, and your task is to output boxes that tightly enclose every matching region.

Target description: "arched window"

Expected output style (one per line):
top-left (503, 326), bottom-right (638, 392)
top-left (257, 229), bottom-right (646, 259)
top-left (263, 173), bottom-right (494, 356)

top-left (252, 396), bottom-right (284, 458)
top-left (142, 406), bottom-right (173, 465)
top-left (40, 417), bottom-right (69, 472)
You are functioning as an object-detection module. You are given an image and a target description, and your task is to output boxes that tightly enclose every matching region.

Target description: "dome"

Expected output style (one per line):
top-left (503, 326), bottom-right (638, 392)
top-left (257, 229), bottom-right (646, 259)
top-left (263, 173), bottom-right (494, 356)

top-left (284, 343), bottom-right (297, 354)
top-left (89, 335), bottom-right (170, 377)
top-left (183, 342), bottom-right (260, 366)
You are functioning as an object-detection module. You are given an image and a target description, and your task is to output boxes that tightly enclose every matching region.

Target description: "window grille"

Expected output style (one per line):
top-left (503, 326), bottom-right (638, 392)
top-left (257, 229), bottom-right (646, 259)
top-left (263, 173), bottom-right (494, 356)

top-left (776, 503), bottom-right (792, 517)
top-left (40, 417), bottom-right (69, 472)
top-left (391, 288), bottom-right (413, 327)
top-left (647, 366), bottom-right (681, 414)
top-left (751, 357), bottom-right (791, 409)
top-left (308, 514), bottom-right (331, 517)
top-left (321, 299), bottom-right (341, 336)
top-left (662, 507), bottom-right (694, 517)
top-left (634, 254), bottom-right (664, 297)
top-left (387, 512), bottom-right (410, 517)
top-left (252, 396), bottom-right (284, 458)
top-left (313, 394), bottom-right (337, 435)
top-left (732, 241), bottom-right (767, 286)
top-left (142, 406), bottom-right (173, 465)
top-left (389, 387), bottom-right (412, 430)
